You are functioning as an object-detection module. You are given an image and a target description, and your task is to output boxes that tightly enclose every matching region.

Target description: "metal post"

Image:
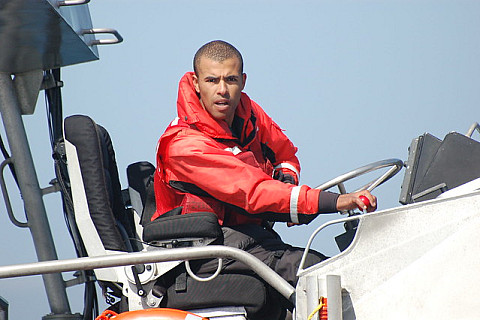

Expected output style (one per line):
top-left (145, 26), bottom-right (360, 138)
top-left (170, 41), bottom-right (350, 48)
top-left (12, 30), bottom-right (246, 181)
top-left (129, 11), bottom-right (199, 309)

top-left (306, 276), bottom-right (319, 320)
top-left (325, 275), bottom-right (342, 320)
top-left (0, 73), bottom-right (71, 316)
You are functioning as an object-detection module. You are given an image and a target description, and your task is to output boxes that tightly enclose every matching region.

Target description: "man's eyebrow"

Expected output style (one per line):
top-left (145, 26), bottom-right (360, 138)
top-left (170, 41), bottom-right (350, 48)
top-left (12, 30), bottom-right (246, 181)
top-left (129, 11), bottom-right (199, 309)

top-left (203, 74), bottom-right (239, 81)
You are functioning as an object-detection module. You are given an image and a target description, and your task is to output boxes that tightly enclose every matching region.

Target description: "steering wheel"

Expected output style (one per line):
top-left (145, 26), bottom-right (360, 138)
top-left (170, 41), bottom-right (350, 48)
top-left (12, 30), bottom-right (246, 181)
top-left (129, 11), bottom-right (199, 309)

top-left (315, 158), bottom-right (404, 195)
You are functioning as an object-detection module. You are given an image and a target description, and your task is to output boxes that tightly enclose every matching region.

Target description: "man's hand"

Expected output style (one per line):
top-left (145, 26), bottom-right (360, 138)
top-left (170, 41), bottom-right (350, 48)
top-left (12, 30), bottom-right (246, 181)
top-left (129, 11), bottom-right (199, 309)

top-left (336, 190), bottom-right (377, 213)
top-left (273, 169), bottom-right (298, 185)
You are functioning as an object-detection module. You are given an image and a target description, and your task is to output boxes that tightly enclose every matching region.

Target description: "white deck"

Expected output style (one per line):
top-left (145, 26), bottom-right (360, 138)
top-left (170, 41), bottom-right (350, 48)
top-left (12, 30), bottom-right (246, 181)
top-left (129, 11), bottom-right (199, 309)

top-left (295, 190), bottom-right (480, 320)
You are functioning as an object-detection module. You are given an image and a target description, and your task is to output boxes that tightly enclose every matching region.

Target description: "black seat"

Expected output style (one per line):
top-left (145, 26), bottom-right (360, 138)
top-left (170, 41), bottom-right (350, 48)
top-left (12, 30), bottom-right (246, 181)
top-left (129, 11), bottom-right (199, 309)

top-left (64, 115), bottom-right (140, 253)
top-left (63, 115), bottom-right (146, 313)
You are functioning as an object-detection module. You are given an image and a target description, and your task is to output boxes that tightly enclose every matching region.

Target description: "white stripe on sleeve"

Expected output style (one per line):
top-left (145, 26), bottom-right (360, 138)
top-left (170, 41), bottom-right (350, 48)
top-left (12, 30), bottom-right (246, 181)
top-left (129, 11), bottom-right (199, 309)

top-left (289, 186), bottom-right (301, 224)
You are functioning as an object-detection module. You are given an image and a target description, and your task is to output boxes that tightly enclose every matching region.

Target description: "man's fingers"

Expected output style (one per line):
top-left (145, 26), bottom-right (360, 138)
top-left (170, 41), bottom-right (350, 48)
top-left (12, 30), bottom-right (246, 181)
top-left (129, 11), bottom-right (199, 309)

top-left (359, 191), bottom-right (377, 209)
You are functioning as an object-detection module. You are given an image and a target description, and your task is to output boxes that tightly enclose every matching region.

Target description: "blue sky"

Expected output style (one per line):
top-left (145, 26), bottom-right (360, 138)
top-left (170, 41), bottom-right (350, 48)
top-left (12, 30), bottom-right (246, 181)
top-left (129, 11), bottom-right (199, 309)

top-left (1, 0), bottom-right (479, 318)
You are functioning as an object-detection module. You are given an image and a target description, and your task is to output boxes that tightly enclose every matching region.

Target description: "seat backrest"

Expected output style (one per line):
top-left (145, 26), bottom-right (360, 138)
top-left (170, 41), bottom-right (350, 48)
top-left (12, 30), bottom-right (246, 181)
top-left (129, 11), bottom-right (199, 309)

top-left (400, 131), bottom-right (480, 204)
top-left (64, 115), bottom-right (141, 280)
top-left (399, 133), bottom-right (443, 204)
top-left (126, 161), bottom-right (156, 226)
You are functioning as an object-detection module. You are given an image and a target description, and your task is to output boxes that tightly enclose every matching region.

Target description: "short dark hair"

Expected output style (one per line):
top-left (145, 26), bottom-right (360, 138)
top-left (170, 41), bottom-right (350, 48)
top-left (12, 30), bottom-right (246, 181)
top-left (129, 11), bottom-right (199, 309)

top-left (193, 40), bottom-right (244, 75)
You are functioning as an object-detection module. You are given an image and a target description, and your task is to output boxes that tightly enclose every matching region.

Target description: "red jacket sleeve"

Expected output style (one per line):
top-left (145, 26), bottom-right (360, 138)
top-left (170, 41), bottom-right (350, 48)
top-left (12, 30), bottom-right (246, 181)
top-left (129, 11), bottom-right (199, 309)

top-left (251, 101), bottom-right (301, 184)
top-left (161, 128), bottom-right (321, 223)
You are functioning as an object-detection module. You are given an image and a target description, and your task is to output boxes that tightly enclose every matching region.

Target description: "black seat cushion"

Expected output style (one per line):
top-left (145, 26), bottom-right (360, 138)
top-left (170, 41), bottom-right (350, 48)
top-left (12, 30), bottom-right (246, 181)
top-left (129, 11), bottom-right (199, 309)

top-left (143, 211), bottom-right (222, 243)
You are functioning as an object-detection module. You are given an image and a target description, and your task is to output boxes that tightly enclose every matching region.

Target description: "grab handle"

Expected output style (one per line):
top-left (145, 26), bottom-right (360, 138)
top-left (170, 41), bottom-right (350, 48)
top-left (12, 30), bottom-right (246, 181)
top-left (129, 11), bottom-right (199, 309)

top-left (57, 0), bottom-right (90, 7)
top-left (81, 28), bottom-right (124, 46)
top-left (466, 122), bottom-right (480, 138)
top-left (0, 159), bottom-right (28, 228)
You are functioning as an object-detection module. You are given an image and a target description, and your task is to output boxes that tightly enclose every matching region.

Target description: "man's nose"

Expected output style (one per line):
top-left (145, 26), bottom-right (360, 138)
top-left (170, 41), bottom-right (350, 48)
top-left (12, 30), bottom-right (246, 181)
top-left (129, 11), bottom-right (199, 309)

top-left (217, 80), bottom-right (228, 95)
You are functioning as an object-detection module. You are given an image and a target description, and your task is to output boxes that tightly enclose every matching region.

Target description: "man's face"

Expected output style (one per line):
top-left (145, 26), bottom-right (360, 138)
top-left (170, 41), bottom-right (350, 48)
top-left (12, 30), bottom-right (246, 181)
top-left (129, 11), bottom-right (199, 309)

top-left (193, 57), bottom-right (246, 126)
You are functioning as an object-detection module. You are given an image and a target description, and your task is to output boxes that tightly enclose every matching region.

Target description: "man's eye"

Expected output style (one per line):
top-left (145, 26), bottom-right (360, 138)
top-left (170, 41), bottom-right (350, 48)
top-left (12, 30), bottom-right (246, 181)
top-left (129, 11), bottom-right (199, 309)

top-left (206, 78), bottom-right (216, 83)
top-left (227, 77), bottom-right (238, 82)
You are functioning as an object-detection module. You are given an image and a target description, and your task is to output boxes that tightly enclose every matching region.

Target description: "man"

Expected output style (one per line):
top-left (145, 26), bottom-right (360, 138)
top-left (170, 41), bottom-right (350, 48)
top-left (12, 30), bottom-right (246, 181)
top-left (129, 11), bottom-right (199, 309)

top-left (153, 40), bottom-right (376, 314)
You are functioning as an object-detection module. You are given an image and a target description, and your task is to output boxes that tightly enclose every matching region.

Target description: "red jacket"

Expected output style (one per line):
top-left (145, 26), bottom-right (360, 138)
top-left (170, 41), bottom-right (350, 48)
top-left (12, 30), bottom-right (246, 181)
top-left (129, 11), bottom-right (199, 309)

top-left (153, 72), bottom-right (326, 225)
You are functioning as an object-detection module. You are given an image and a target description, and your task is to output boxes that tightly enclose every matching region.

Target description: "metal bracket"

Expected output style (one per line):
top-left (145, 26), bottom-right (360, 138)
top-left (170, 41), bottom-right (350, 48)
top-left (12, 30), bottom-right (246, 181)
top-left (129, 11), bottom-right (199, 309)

top-left (64, 270), bottom-right (96, 288)
top-left (41, 73), bottom-right (64, 91)
top-left (41, 179), bottom-right (61, 196)
top-left (13, 70), bottom-right (44, 115)
top-left (412, 182), bottom-right (448, 201)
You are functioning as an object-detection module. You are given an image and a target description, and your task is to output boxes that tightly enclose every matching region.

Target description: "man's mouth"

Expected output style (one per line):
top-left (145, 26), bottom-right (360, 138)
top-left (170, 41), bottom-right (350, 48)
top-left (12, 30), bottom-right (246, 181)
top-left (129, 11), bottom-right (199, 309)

top-left (215, 100), bottom-right (229, 106)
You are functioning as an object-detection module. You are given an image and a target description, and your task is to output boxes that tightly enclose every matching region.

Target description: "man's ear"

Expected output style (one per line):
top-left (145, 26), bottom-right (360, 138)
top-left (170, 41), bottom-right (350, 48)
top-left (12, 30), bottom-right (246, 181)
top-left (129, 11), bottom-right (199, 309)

top-left (192, 74), bottom-right (200, 93)
top-left (241, 73), bottom-right (247, 90)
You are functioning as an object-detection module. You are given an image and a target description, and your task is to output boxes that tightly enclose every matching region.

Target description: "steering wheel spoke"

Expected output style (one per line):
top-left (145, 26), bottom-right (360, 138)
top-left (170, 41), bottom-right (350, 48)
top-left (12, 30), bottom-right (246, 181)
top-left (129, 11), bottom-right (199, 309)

top-left (337, 182), bottom-right (347, 194)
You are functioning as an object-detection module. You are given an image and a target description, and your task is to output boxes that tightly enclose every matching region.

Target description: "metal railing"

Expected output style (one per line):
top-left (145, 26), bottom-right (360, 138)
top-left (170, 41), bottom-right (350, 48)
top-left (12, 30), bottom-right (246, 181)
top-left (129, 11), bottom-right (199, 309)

top-left (0, 246), bottom-right (296, 304)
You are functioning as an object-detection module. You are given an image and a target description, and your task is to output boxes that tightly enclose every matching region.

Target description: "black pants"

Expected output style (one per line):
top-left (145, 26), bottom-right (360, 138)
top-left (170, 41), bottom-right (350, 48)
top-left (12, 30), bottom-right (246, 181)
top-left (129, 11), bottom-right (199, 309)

top-left (158, 224), bottom-right (328, 319)
top-left (198, 224), bottom-right (328, 287)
